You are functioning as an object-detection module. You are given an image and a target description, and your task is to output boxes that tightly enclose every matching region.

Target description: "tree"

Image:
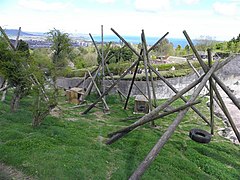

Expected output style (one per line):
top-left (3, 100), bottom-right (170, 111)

top-left (152, 38), bottom-right (174, 56)
top-left (97, 44), bottom-right (134, 64)
top-left (47, 29), bottom-right (72, 103)
top-left (47, 29), bottom-right (71, 67)
top-left (175, 45), bottom-right (182, 56)
top-left (0, 38), bottom-right (32, 112)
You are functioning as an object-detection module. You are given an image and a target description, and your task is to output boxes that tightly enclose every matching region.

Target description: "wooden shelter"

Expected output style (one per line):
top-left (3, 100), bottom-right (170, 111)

top-left (134, 95), bottom-right (149, 114)
top-left (66, 87), bottom-right (85, 104)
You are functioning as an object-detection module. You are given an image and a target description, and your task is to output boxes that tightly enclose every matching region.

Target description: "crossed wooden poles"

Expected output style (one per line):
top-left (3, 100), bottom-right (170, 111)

top-left (81, 28), bottom-right (240, 179)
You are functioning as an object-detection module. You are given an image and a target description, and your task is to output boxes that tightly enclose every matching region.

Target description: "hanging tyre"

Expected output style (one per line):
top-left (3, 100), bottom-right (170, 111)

top-left (189, 129), bottom-right (212, 143)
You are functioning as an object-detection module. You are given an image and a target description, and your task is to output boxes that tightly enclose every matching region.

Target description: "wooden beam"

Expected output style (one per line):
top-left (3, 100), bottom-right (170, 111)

top-left (183, 30), bottom-right (240, 142)
top-left (0, 26), bottom-right (16, 50)
top-left (142, 30), bottom-right (157, 108)
top-left (124, 51), bottom-right (141, 110)
top-left (14, 27), bottom-right (21, 49)
top-left (82, 59), bottom-right (140, 114)
top-left (183, 30), bottom-right (240, 111)
top-left (87, 70), bottom-right (109, 111)
top-left (148, 32), bottom-right (169, 53)
top-left (107, 100), bottom-right (201, 138)
top-left (106, 71), bottom-right (207, 144)
top-left (129, 60), bottom-right (219, 179)
top-left (148, 64), bottom-right (210, 125)
top-left (208, 49), bottom-right (214, 135)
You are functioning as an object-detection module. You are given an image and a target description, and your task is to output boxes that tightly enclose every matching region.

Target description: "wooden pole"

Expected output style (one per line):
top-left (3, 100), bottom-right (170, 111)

top-left (106, 71), bottom-right (207, 144)
top-left (129, 60), bottom-right (219, 179)
top-left (124, 53), bottom-right (141, 109)
top-left (108, 100), bottom-right (201, 138)
top-left (142, 38), bottom-right (153, 111)
top-left (111, 28), bottom-right (141, 59)
top-left (148, 64), bottom-right (210, 125)
top-left (186, 59), bottom-right (222, 108)
top-left (183, 30), bottom-right (240, 142)
top-left (183, 30), bottom-right (240, 111)
top-left (148, 32), bottom-right (169, 53)
top-left (82, 59), bottom-right (140, 114)
top-left (87, 70), bottom-right (109, 111)
top-left (101, 25), bottom-right (107, 112)
top-left (14, 27), bottom-right (21, 49)
top-left (141, 31), bottom-right (154, 126)
top-left (208, 49), bottom-right (214, 135)
top-left (133, 82), bottom-right (149, 100)
top-left (142, 30), bottom-right (157, 108)
top-left (0, 26), bottom-right (16, 50)
top-left (104, 63), bottom-right (126, 100)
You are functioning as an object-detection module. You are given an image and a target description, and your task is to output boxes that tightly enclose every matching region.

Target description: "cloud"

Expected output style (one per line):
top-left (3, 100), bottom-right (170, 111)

top-left (134, 0), bottom-right (170, 12)
top-left (213, 2), bottom-right (238, 16)
top-left (18, 0), bottom-right (69, 11)
top-left (182, 0), bottom-right (200, 5)
top-left (94, 0), bottom-right (115, 4)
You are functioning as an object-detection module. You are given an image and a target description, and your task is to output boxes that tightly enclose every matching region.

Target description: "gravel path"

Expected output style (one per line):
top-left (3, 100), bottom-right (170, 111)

top-left (215, 81), bottom-right (240, 144)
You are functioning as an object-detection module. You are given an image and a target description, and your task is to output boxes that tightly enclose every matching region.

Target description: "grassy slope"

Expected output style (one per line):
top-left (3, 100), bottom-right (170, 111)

top-left (0, 93), bottom-right (239, 179)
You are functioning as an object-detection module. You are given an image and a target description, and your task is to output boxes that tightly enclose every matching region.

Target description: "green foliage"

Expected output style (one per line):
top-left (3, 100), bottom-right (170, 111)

top-left (108, 61), bottom-right (132, 75)
top-left (47, 28), bottom-right (72, 69)
top-left (70, 47), bottom-right (98, 69)
top-left (62, 66), bottom-right (97, 78)
top-left (0, 39), bottom-right (31, 92)
top-left (0, 93), bottom-right (239, 179)
top-left (97, 44), bottom-right (134, 64)
top-left (213, 33), bottom-right (240, 53)
top-left (151, 61), bottom-right (201, 71)
top-left (152, 38), bottom-right (174, 56)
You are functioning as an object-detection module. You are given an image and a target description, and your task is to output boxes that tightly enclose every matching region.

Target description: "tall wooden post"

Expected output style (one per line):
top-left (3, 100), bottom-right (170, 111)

top-left (208, 49), bottom-right (214, 135)
top-left (101, 25), bottom-right (107, 112)
top-left (141, 31), bottom-right (154, 126)
top-left (142, 30), bottom-right (157, 108)
top-left (124, 52), bottom-right (141, 110)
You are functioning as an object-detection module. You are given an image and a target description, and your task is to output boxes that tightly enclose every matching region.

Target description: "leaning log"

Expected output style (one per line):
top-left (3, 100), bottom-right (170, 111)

top-left (183, 30), bottom-right (240, 111)
top-left (106, 72), bottom-right (207, 145)
top-left (183, 30), bottom-right (240, 142)
top-left (148, 64), bottom-right (210, 125)
top-left (129, 60), bottom-right (219, 180)
top-left (82, 59), bottom-right (140, 114)
top-left (107, 100), bottom-right (201, 138)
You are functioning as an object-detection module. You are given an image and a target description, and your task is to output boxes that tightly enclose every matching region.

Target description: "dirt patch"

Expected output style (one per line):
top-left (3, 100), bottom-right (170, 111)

top-left (0, 163), bottom-right (34, 180)
top-left (214, 84), bottom-right (240, 145)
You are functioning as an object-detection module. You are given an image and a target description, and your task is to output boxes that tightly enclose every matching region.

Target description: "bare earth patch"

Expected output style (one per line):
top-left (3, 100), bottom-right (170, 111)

top-left (0, 163), bottom-right (34, 180)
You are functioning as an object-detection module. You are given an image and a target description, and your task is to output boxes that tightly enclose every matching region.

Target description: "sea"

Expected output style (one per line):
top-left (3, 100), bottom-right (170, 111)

top-left (91, 35), bottom-right (191, 48)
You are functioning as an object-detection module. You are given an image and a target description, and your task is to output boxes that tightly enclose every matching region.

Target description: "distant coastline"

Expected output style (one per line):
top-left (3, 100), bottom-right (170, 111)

top-left (91, 35), bottom-right (189, 48)
top-left (4, 29), bottom-right (194, 48)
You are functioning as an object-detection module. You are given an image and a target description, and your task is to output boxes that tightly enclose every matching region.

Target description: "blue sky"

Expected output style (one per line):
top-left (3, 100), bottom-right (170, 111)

top-left (1, 0), bottom-right (240, 40)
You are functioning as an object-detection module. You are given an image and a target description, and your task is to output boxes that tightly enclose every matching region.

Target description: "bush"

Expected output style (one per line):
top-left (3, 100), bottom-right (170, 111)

top-left (63, 66), bottom-right (97, 78)
top-left (150, 61), bottom-right (202, 71)
top-left (108, 62), bottom-right (132, 75)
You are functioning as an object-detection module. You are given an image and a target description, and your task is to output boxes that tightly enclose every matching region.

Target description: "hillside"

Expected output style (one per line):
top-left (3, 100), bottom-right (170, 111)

top-left (3, 29), bottom-right (41, 37)
top-left (0, 92), bottom-right (239, 179)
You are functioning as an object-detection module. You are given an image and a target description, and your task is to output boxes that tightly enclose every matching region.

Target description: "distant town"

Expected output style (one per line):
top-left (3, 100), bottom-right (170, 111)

top-left (5, 29), bottom-right (92, 49)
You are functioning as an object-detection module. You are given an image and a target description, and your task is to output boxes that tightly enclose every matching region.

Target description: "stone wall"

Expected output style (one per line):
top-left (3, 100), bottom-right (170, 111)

top-left (56, 55), bottom-right (240, 99)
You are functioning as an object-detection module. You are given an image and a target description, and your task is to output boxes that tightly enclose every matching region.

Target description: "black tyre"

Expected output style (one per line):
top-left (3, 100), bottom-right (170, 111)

top-left (189, 129), bottom-right (211, 143)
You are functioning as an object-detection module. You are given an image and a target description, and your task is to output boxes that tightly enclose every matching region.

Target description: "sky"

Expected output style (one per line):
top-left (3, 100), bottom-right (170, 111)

top-left (0, 0), bottom-right (240, 40)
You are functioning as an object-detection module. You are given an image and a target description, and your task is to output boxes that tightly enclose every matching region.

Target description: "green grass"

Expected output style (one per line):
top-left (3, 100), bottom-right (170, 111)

top-left (0, 92), bottom-right (239, 179)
